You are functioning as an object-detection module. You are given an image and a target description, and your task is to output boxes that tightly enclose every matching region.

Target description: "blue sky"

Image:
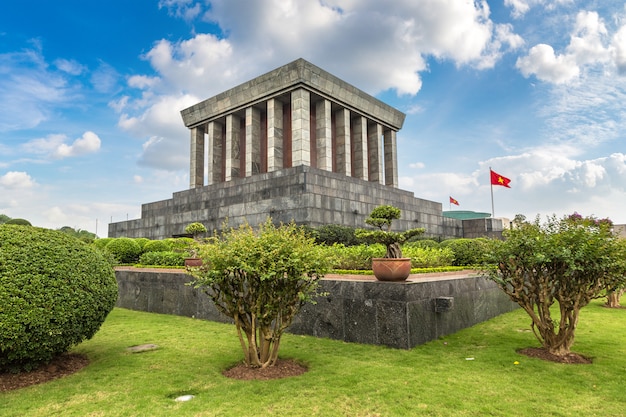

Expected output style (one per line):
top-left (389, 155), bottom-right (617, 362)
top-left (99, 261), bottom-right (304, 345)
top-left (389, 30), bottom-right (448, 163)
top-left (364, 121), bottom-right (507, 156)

top-left (1, 0), bottom-right (626, 236)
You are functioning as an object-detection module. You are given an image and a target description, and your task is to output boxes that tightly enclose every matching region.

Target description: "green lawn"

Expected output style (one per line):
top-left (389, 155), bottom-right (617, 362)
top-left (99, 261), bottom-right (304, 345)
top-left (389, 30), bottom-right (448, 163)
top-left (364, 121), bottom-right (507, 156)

top-left (2, 300), bottom-right (625, 416)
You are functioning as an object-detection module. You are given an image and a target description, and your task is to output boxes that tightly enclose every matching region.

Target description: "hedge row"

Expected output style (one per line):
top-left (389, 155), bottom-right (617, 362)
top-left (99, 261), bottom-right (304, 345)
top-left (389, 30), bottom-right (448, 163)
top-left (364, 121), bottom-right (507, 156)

top-left (98, 231), bottom-right (490, 269)
top-left (94, 237), bottom-right (195, 265)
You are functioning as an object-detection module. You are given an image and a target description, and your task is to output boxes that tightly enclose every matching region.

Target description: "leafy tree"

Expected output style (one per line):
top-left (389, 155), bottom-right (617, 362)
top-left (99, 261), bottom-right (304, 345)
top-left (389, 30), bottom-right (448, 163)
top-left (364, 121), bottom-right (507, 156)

top-left (355, 205), bottom-right (423, 258)
top-left (0, 214), bottom-right (11, 224)
top-left (57, 226), bottom-right (96, 243)
top-left (484, 214), bottom-right (626, 357)
top-left (188, 220), bottom-right (330, 368)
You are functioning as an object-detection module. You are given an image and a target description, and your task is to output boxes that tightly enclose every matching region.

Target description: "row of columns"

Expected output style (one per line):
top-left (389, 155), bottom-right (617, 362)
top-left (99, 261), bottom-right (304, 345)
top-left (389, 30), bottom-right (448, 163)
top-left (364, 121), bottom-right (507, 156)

top-left (189, 88), bottom-right (398, 189)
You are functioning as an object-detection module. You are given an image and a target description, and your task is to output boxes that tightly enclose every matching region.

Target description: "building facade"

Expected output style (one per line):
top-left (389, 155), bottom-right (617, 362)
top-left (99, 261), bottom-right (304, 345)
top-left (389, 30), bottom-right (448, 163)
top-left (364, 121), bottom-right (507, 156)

top-left (109, 59), bottom-right (501, 240)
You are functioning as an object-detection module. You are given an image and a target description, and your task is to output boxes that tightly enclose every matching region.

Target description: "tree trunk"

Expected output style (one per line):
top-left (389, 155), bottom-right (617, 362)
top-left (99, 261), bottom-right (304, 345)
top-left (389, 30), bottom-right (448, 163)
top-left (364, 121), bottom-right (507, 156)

top-left (606, 289), bottom-right (624, 308)
top-left (386, 242), bottom-right (402, 258)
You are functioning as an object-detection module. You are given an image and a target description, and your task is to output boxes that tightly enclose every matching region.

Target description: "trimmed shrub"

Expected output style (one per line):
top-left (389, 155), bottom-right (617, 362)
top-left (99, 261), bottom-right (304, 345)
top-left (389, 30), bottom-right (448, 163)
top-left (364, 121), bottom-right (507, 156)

top-left (314, 224), bottom-right (360, 246)
top-left (5, 218), bottom-right (31, 226)
top-left (134, 238), bottom-right (151, 250)
top-left (330, 243), bottom-right (385, 270)
top-left (93, 238), bottom-right (113, 250)
top-left (105, 237), bottom-right (142, 264)
top-left (440, 238), bottom-right (489, 266)
top-left (142, 240), bottom-right (172, 253)
top-left (138, 251), bottom-right (185, 267)
top-left (405, 239), bottom-right (441, 249)
top-left (0, 225), bottom-right (118, 372)
top-left (402, 246), bottom-right (455, 268)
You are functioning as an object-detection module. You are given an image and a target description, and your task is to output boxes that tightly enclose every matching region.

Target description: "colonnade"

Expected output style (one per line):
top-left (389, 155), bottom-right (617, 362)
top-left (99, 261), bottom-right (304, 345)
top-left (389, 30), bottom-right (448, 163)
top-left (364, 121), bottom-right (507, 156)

top-left (189, 88), bottom-right (398, 189)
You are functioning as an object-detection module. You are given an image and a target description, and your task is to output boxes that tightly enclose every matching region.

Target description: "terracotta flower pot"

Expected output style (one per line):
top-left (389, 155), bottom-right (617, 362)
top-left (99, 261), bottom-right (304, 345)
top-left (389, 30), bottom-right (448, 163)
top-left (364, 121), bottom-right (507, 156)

top-left (371, 258), bottom-right (412, 282)
top-left (184, 258), bottom-right (203, 267)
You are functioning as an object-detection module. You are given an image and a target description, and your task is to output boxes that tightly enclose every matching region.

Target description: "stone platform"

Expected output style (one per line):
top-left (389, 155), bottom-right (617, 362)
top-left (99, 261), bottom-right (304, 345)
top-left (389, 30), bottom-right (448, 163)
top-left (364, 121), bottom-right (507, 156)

top-left (114, 268), bottom-right (517, 349)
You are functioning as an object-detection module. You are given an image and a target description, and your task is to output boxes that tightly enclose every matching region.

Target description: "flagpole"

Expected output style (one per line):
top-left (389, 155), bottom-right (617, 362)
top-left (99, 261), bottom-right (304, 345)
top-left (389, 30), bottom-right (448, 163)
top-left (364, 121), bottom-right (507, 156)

top-left (490, 167), bottom-right (495, 218)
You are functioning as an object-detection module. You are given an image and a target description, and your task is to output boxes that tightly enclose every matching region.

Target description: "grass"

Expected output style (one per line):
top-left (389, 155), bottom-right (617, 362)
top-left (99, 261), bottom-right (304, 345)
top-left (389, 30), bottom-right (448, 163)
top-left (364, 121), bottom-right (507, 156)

top-left (2, 300), bottom-right (625, 416)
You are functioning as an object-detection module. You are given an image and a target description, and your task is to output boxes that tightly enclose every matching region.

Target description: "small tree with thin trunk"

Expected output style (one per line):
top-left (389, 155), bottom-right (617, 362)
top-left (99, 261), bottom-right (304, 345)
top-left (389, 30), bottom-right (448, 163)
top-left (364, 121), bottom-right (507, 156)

top-left (484, 213), bottom-right (626, 357)
top-left (188, 220), bottom-right (329, 368)
top-left (355, 205), bottom-right (424, 258)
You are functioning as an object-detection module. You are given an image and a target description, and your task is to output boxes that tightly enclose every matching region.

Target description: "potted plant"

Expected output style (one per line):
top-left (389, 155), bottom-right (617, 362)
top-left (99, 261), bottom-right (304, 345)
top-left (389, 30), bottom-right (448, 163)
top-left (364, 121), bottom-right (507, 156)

top-left (355, 205), bottom-right (424, 281)
top-left (184, 222), bottom-right (207, 267)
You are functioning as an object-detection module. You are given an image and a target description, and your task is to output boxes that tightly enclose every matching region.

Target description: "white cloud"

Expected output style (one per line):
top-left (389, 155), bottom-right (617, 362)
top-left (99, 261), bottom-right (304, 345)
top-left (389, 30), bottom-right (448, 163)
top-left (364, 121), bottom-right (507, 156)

top-left (566, 11), bottom-right (610, 66)
top-left (22, 131), bottom-right (101, 159)
top-left (612, 24), bottom-right (626, 74)
top-left (516, 10), bottom-right (615, 84)
top-left (53, 131), bottom-right (101, 158)
top-left (516, 43), bottom-right (579, 84)
top-left (0, 171), bottom-right (36, 188)
top-left (54, 58), bottom-right (86, 75)
top-left (504, 0), bottom-right (573, 19)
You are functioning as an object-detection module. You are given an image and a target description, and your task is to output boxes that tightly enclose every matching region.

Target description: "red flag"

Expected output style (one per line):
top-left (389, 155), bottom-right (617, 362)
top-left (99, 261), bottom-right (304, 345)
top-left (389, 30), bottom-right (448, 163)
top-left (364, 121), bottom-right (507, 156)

top-left (449, 196), bottom-right (459, 206)
top-left (490, 169), bottom-right (511, 188)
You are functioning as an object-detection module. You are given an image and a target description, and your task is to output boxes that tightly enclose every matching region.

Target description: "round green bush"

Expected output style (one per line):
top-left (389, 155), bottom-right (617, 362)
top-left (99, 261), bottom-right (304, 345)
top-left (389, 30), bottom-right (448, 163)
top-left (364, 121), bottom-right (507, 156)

top-left (93, 237), bottom-right (113, 250)
top-left (105, 237), bottom-right (142, 264)
top-left (0, 225), bottom-right (118, 372)
top-left (134, 237), bottom-right (151, 250)
top-left (142, 240), bottom-right (172, 253)
top-left (440, 238), bottom-right (489, 266)
top-left (5, 218), bottom-right (32, 226)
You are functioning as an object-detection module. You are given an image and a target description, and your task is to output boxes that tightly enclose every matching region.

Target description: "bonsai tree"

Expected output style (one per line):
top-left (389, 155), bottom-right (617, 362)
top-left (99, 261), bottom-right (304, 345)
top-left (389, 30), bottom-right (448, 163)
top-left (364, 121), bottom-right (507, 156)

top-left (188, 220), bottom-right (329, 368)
top-left (355, 205), bottom-right (424, 258)
top-left (484, 213), bottom-right (626, 358)
top-left (184, 222), bottom-right (207, 241)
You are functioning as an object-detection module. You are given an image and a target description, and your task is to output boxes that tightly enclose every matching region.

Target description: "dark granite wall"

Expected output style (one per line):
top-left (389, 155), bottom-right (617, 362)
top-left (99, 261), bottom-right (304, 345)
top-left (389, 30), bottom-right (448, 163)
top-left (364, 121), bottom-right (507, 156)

top-left (115, 269), bottom-right (517, 349)
top-left (109, 166), bottom-right (500, 240)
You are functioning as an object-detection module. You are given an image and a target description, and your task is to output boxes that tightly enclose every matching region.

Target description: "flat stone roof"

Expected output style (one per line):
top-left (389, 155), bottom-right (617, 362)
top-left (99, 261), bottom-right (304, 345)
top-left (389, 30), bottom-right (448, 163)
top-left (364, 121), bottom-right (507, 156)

top-left (180, 58), bottom-right (406, 130)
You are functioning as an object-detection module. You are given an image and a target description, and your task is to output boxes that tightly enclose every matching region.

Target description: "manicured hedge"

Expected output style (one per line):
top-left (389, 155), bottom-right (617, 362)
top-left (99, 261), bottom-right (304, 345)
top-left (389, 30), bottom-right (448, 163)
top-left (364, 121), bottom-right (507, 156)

top-left (105, 237), bottom-right (142, 264)
top-left (0, 225), bottom-right (118, 372)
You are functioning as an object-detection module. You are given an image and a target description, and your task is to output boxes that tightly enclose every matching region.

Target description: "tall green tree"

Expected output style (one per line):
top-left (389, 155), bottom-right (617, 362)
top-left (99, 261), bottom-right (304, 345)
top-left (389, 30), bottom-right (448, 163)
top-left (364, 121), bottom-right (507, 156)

top-left (188, 220), bottom-right (330, 368)
top-left (484, 214), bottom-right (626, 357)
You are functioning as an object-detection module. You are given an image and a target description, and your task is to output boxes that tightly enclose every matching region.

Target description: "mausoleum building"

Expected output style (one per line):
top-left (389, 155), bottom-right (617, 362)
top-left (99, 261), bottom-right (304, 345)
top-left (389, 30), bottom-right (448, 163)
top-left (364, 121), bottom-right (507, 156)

top-left (108, 59), bottom-right (502, 240)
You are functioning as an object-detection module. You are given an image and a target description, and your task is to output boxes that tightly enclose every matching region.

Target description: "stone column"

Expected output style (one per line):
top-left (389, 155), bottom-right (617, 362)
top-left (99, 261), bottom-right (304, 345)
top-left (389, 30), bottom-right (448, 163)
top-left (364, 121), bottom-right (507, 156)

top-left (368, 122), bottom-right (384, 184)
top-left (291, 88), bottom-right (311, 167)
top-left (245, 106), bottom-right (261, 177)
top-left (351, 115), bottom-right (368, 180)
top-left (334, 108), bottom-right (351, 176)
top-left (225, 114), bottom-right (241, 181)
top-left (189, 124), bottom-right (205, 188)
top-left (267, 98), bottom-right (283, 172)
top-left (207, 121), bottom-right (223, 184)
top-left (384, 128), bottom-right (398, 188)
top-left (315, 99), bottom-right (332, 172)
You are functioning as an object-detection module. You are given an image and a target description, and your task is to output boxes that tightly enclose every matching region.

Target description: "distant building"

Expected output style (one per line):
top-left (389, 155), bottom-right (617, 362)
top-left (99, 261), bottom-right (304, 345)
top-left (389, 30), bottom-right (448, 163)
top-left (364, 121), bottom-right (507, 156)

top-left (109, 59), bottom-right (502, 240)
top-left (614, 224), bottom-right (626, 238)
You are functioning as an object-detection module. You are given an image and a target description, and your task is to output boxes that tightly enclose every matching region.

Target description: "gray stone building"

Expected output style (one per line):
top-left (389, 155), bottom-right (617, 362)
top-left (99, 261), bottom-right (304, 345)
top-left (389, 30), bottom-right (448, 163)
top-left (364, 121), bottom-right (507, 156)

top-left (109, 58), bottom-right (501, 240)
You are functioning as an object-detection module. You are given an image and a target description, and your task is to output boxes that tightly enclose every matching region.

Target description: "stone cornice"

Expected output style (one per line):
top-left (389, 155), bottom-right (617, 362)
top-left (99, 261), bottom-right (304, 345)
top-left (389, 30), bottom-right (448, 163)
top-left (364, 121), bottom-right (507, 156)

top-left (180, 58), bottom-right (406, 130)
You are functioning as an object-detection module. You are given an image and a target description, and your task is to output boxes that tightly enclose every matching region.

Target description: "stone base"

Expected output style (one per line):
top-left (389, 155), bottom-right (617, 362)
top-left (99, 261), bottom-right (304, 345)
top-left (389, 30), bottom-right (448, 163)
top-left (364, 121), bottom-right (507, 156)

top-left (109, 166), bottom-right (478, 240)
top-left (115, 269), bottom-right (518, 349)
